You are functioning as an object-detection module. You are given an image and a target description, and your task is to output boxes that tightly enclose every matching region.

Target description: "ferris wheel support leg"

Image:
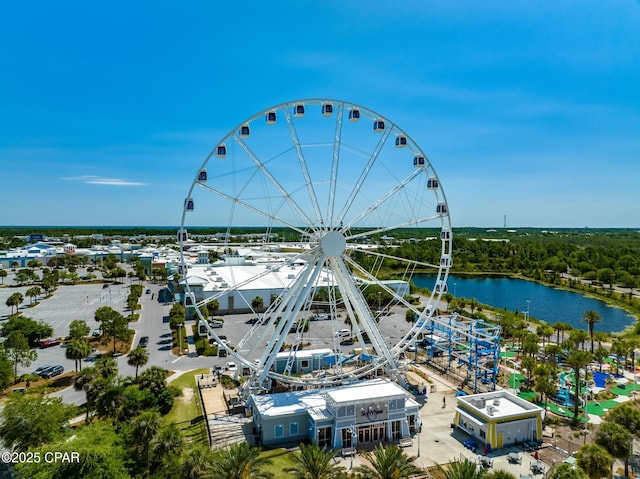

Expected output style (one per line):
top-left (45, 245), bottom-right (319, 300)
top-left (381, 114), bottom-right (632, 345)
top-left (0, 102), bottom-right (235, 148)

top-left (255, 252), bottom-right (327, 388)
top-left (329, 258), bottom-right (404, 385)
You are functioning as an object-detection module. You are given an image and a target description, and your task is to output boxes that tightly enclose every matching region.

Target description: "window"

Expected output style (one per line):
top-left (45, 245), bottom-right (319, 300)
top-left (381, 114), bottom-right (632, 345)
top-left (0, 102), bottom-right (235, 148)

top-left (301, 360), bottom-right (309, 368)
top-left (275, 424), bottom-right (283, 437)
top-left (290, 423), bottom-right (298, 435)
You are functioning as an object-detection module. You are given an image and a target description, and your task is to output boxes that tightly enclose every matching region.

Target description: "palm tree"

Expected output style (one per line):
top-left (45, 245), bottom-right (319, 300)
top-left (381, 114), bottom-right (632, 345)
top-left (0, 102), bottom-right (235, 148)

top-left (440, 457), bottom-right (486, 479)
top-left (284, 442), bottom-right (346, 479)
top-left (73, 366), bottom-right (101, 422)
top-left (0, 269), bottom-right (7, 285)
top-left (129, 410), bottom-right (162, 477)
top-left (575, 443), bottom-right (612, 479)
top-left (354, 443), bottom-right (421, 479)
top-left (485, 471), bottom-right (517, 479)
top-left (209, 442), bottom-right (273, 479)
top-left (65, 338), bottom-right (92, 371)
top-left (151, 423), bottom-right (184, 473)
top-left (565, 349), bottom-right (593, 422)
top-left (546, 463), bottom-right (588, 479)
top-left (582, 310), bottom-right (602, 353)
top-left (25, 286), bottom-right (41, 305)
top-left (552, 322), bottom-right (573, 344)
top-left (595, 422), bottom-right (632, 477)
top-left (180, 444), bottom-right (216, 479)
top-left (128, 346), bottom-right (149, 379)
top-left (5, 292), bottom-right (24, 315)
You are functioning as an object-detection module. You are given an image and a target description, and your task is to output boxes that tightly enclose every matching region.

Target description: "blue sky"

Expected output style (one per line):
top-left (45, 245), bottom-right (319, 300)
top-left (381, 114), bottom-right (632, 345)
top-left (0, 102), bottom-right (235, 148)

top-left (1, 1), bottom-right (639, 228)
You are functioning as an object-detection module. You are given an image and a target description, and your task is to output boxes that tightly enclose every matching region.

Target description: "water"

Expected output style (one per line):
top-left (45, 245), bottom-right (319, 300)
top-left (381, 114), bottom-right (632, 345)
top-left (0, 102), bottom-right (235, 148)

top-left (413, 274), bottom-right (636, 333)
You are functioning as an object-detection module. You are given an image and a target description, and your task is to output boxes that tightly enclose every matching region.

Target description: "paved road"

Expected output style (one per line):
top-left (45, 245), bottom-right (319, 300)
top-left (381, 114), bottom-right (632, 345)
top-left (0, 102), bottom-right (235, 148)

top-left (3, 277), bottom-right (445, 405)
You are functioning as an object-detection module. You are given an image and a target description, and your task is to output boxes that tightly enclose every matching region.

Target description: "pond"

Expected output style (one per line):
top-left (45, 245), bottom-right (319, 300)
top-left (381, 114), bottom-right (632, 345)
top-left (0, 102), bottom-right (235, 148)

top-left (413, 274), bottom-right (636, 333)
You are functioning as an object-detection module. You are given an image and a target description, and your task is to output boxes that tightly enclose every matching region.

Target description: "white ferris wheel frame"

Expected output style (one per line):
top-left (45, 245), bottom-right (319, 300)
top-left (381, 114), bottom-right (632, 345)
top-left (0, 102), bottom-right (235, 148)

top-left (179, 99), bottom-right (453, 391)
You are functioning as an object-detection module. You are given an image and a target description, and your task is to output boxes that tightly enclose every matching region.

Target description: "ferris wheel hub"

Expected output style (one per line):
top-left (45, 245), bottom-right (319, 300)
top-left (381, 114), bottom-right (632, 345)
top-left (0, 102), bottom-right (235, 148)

top-left (320, 230), bottom-right (346, 257)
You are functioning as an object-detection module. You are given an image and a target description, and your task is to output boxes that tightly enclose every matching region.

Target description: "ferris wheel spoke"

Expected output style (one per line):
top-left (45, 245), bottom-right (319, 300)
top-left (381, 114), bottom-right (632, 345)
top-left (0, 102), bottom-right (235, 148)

top-left (234, 135), bottom-right (316, 230)
top-left (335, 126), bottom-right (392, 226)
top-left (327, 103), bottom-right (344, 227)
top-left (257, 252), bottom-right (327, 385)
top-left (346, 215), bottom-right (442, 241)
top-left (197, 183), bottom-right (309, 237)
top-left (283, 108), bottom-right (324, 226)
top-left (342, 168), bottom-right (424, 230)
top-left (348, 249), bottom-right (441, 270)
top-left (329, 257), bottom-right (397, 369)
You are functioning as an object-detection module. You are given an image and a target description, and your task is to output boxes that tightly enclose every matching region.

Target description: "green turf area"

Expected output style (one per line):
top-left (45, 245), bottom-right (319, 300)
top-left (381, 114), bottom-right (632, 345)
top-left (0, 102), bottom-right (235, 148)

top-left (258, 447), bottom-right (295, 476)
top-left (165, 368), bottom-right (210, 445)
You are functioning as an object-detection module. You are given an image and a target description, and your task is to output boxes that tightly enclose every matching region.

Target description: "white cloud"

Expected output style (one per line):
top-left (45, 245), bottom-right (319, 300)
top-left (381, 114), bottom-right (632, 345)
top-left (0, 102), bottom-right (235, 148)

top-left (62, 175), bottom-right (146, 186)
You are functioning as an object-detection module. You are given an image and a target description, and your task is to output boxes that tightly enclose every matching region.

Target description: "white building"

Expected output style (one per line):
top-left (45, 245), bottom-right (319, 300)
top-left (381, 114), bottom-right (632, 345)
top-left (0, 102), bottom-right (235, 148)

top-left (250, 378), bottom-right (420, 448)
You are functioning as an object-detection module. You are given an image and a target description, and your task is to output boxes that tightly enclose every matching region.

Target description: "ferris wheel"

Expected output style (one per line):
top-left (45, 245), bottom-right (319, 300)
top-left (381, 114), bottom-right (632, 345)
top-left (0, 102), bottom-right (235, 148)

top-left (180, 99), bottom-right (452, 392)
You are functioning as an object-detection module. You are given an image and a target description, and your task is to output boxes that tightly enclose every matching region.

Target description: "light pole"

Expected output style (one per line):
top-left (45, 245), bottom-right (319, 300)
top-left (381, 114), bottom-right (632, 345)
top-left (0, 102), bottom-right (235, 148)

top-left (347, 427), bottom-right (354, 469)
top-left (178, 323), bottom-right (183, 355)
top-left (417, 419), bottom-right (423, 457)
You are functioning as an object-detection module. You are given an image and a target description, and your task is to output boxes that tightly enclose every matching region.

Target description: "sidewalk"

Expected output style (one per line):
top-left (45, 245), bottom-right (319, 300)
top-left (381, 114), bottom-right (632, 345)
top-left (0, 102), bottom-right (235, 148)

top-left (184, 322), bottom-right (197, 355)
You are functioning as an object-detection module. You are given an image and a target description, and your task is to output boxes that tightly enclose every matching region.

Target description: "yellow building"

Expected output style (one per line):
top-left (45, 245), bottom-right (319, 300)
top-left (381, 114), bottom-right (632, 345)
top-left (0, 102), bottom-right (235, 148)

top-left (454, 390), bottom-right (544, 449)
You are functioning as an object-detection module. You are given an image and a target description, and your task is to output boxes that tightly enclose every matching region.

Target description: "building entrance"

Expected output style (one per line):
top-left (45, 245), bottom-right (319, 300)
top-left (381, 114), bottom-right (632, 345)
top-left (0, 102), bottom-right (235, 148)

top-left (358, 424), bottom-right (385, 443)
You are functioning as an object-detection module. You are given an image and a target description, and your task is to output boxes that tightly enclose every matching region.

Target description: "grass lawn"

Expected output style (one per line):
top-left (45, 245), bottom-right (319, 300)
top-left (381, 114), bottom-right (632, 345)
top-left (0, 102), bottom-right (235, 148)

top-left (258, 447), bottom-right (295, 476)
top-left (165, 368), bottom-right (210, 445)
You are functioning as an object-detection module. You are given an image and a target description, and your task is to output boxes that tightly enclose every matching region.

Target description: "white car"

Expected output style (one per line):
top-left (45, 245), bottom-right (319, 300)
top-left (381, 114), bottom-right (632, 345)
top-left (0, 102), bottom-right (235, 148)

top-left (226, 361), bottom-right (238, 372)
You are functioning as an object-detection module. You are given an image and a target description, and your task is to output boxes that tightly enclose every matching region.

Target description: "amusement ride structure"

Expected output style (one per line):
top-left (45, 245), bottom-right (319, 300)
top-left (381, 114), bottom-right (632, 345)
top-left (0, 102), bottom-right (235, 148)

top-left (179, 99), bottom-right (500, 397)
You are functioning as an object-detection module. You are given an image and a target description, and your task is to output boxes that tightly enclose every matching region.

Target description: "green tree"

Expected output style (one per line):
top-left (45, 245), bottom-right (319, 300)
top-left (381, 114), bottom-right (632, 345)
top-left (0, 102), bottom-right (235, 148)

top-left (210, 442), bottom-right (273, 479)
top-left (0, 315), bottom-right (53, 346)
top-left (354, 443), bottom-right (421, 479)
top-left (595, 421), bottom-right (632, 477)
top-left (5, 292), bottom-right (24, 315)
top-left (284, 442), bottom-right (347, 479)
top-left (565, 349), bottom-right (593, 422)
top-left (65, 338), bottom-right (92, 371)
top-left (126, 410), bottom-right (162, 477)
top-left (25, 286), bottom-right (42, 305)
top-left (251, 296), bottom-right (265, 311)
top-left (150, 423), bottom-right (184, 475)
top-left (128, 346), bottom-right (149, 379)
top-left (0, 269), bottom-right (7, 285)
top-left (575, 443), bottom-right (612, 479)
top-left (582, 310), bottom-right (602, 353)
top-left (0, 394), bottom-right (74, 451)
top-left (485, 471), bottom-right (517, 479)
top-left (440, 457), bottom-right (486, 479)
top-left (0, 350), bottom-right (14, 390)
top-left (95, 307), bottom-right (131, 354)
top-left (95, 356), bottom-right (119, 379)
top-left (73, 366), bottom-right (102, 423)
top-left (546, 463), bottom-right (588, 479)
top-left (14, 421), bottom-right (132, 479)
top-left (138, 366), bottom-right (169, 395)
top-left (180, 443), bottom-right (217, 479)
top-left (69, 319), bottom-right (91, 339)
top-left (604, 403), bottom-right (640, 435)
top-left (4, 331), bottom-right (37, 381)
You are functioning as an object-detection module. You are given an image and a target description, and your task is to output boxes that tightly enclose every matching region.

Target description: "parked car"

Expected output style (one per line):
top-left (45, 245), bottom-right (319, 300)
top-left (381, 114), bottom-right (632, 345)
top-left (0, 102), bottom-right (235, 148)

top-left (41, 365), bottom-right (64, 379)
top-left (335, 329), bottom-right (351, 338)
top-left (139, 336), bottom-right (149, 348)
top-left (32, 364), bottom-right (52, 376)
top-left (39, 338), bottom-right (61, 348)
top-left (145, 289), bottom-right (151, 294)
top-left (226, 362), bottom-right (237, 373)
top-left (209, 320), bottom-right (223, 328)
